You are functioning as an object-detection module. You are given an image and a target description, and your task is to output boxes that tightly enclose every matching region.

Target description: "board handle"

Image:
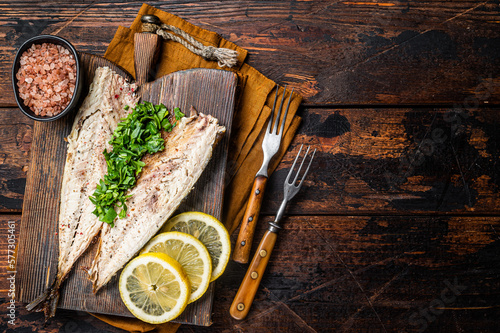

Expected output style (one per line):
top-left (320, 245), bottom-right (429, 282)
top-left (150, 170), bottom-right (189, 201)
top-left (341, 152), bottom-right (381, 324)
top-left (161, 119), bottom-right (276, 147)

top-left (134, 15), bottom-right (162, 86)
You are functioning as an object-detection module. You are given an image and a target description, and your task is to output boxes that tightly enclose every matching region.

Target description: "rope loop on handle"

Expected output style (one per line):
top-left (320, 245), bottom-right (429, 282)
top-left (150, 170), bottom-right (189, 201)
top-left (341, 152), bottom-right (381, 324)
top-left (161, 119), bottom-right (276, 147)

top-left (142, 22), bottom-right (239, 68)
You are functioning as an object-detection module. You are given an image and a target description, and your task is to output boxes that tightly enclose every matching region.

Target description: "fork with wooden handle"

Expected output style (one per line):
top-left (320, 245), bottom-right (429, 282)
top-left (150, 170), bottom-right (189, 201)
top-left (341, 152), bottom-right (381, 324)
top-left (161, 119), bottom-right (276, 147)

top-left (232, 86), bottom-right (293, 264)
top-left (230, 145), bottom-right (316, 320)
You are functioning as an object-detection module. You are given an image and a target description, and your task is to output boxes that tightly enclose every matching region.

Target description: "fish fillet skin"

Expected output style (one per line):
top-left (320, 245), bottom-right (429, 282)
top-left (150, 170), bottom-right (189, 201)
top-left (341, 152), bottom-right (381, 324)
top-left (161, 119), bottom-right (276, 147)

top-left (27, 67), bottom-right (138, 319)
top-left (58, 67), bottom-right (138, 279)
top-left (90, 111), bottom-right (225, 292)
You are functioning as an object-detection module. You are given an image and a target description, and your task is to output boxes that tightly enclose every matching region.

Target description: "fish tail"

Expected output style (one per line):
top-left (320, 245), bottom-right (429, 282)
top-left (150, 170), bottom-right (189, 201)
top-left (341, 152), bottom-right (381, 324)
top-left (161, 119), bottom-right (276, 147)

top-left (26, 281), bottom-right (61, 322)
top-left (25, 289), bottom-right (49, 312)
top-left (46, 290), bottom-right (60, 319)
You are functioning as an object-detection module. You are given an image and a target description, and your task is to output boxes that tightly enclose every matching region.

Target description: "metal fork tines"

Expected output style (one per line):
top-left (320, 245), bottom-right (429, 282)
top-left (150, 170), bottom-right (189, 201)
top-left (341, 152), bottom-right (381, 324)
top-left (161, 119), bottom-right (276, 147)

top-left (269, 144), bottom-right (316, 232)
top-left (256, 85), bottom-right (293, 178)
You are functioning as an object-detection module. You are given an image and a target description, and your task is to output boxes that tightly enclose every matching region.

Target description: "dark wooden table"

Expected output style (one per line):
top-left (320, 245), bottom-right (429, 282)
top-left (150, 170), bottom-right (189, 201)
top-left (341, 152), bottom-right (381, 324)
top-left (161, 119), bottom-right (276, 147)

top-left (1, 1), bottom-right (499, 332)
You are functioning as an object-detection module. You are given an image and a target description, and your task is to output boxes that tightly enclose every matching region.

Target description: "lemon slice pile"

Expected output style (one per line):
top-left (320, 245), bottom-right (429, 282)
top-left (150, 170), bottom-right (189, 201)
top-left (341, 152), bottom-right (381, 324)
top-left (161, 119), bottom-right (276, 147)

top-left (161, 212), bottom-right (231, 282)
top-left (141, 231), bottom-right (212, 303)
top-left (119, 212), bottom-right (231, 324)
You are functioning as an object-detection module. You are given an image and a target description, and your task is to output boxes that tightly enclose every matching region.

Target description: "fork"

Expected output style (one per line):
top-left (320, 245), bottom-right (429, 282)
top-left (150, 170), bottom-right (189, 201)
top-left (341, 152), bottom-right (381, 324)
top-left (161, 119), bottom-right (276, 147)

top-left (233, 85), bottom-right (294, 264)
top-left (230, 145), bottom-right (316, 320)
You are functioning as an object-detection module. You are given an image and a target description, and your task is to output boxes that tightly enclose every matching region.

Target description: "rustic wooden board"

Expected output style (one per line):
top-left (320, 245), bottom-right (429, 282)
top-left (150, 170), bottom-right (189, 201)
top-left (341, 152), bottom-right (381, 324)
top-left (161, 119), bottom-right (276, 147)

top-left (2, 1), bottom-right (499, 106)
top-left (3, 214), bottom-right (499, 332)
top-left (15, 53), bottom-right (238, 326)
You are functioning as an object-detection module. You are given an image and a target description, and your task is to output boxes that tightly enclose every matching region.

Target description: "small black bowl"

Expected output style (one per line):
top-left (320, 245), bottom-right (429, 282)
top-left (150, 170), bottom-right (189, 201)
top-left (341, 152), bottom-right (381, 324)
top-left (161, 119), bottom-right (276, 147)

top-left (12, 35), bottom-right (83, 122)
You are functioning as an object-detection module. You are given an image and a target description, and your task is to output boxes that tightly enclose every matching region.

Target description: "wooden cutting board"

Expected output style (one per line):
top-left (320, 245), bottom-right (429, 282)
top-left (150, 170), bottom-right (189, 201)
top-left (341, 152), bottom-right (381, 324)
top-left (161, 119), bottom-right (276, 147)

top-left (16, 46), bottom-right (238, 326)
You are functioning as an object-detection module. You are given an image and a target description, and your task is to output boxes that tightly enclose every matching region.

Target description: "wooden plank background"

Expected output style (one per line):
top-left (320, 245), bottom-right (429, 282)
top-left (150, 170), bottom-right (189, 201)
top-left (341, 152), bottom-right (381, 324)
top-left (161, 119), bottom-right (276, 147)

top-left (0, 1), bottom-right (499, 107)
top-left (1, 1), bottom-right (499, 332)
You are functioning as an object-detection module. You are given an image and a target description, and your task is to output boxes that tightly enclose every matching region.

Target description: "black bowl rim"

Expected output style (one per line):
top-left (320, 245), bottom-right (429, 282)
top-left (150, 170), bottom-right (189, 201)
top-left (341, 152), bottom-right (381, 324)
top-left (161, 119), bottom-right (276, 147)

top-left (12, 34), bottom-right (82, 122)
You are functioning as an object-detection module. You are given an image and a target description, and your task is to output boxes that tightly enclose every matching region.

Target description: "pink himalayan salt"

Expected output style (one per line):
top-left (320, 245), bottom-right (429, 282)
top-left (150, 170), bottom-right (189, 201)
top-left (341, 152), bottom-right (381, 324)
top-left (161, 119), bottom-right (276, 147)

top-left (16, 42), bottom-right (77, 117)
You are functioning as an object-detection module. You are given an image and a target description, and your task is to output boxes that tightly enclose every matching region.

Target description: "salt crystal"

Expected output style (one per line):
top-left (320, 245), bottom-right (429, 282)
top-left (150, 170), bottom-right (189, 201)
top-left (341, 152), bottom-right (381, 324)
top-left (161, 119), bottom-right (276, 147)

top-left (16, 42), bottom-right (77, 116)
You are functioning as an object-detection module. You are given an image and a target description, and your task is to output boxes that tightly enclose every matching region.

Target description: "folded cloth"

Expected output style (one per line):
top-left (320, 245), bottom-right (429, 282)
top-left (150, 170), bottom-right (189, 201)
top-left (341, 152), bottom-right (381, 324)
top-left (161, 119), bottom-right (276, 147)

top-left (95, 3), bottom-right (302, 332)
top-left (90, 313), bottom-right (181, 333)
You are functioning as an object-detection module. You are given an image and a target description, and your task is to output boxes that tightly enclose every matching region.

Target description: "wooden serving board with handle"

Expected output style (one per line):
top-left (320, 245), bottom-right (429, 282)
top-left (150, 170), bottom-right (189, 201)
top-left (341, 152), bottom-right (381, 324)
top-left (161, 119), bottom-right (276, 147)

top-left (16, 29), bottom-right (238, 326)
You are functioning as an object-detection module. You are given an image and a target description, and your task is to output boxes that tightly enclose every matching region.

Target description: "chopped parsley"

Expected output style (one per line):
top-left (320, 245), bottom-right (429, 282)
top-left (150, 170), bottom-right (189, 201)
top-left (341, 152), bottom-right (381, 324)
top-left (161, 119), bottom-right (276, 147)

top-left (89, 102), bottom-right (184, 226)
top-left (174, 108), bottom-right (185, 120)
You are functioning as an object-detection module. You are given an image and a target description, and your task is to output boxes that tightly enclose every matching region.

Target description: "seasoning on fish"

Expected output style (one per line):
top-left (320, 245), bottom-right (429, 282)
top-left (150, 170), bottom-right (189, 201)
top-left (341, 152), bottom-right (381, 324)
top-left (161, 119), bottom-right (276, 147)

top-left (26, 67), bottom-right (138, 319)
top-left (89, 107), bottom-right (225, 292)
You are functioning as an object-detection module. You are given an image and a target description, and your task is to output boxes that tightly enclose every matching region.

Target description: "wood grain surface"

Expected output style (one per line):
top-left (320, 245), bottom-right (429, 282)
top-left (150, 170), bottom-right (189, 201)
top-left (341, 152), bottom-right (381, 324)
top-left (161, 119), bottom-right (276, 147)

top-left (1, 1), bottom-right (499, 106)
top-left (3, 107), bottom-right (499, 215)
top-left (0, 108), bottom-right (32, 212)
top-left (1, 1), bottom-right (499, 332)
top-left (264, 107), bottom-right (500, 216)
top-left (15, 53), bottom-right (237, 326)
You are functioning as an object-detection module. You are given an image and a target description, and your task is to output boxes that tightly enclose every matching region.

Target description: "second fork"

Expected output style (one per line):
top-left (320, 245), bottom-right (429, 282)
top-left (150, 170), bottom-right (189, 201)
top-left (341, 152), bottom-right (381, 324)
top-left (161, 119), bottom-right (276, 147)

top-left (233, 85), bottom-right (293, 264)
top-left (230, 144), bottom-right (316, 320)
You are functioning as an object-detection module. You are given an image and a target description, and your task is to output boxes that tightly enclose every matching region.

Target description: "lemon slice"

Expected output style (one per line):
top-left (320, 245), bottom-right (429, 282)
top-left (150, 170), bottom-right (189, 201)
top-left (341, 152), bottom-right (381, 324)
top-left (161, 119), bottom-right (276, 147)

top-left (141, 231), bottom-right (212, 303)
top-left (119, 252), bottom-right (190, 324)
top-left (161, 212), bottom-right (231, 282)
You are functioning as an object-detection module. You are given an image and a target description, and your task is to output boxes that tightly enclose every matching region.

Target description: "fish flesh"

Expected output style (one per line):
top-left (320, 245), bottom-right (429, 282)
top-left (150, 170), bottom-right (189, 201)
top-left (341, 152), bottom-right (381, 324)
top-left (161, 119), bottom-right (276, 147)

top-left (89, 108), bottom-right (225, 292)
top-left (27, 67), bottom-right (139, 318)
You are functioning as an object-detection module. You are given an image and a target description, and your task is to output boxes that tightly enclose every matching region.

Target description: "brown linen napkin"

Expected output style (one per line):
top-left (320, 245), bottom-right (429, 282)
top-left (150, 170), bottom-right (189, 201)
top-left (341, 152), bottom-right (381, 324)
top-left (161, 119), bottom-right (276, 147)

top-left (90, 313), bottom-right (181, 333)
top-left (94, 3), bottom-right (302, 332)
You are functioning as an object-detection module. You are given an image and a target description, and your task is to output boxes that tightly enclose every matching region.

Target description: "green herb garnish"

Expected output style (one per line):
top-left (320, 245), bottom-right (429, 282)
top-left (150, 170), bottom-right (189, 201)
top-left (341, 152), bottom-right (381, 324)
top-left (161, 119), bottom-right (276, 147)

top-left (89, 102), bottom-right (183, 226)
top-left (174, 107), bottom-right (185, 120)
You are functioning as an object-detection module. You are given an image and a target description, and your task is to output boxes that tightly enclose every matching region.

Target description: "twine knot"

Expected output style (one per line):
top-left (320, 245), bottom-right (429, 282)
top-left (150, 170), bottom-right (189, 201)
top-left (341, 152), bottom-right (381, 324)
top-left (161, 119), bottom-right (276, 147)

top-left (142, 22), bottom-right (157, 34)
top-left (201, 46), bottom-right (216, 60)
top-left (141, 20), bottom-right (239, 68)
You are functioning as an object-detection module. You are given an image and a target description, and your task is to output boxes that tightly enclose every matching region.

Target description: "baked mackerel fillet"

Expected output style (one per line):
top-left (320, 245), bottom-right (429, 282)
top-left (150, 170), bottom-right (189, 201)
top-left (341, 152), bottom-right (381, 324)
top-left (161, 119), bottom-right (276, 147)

top-left (27, 67), bottom-right (139, 318)
top-left (89, 108), bottom-right (225, 292)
